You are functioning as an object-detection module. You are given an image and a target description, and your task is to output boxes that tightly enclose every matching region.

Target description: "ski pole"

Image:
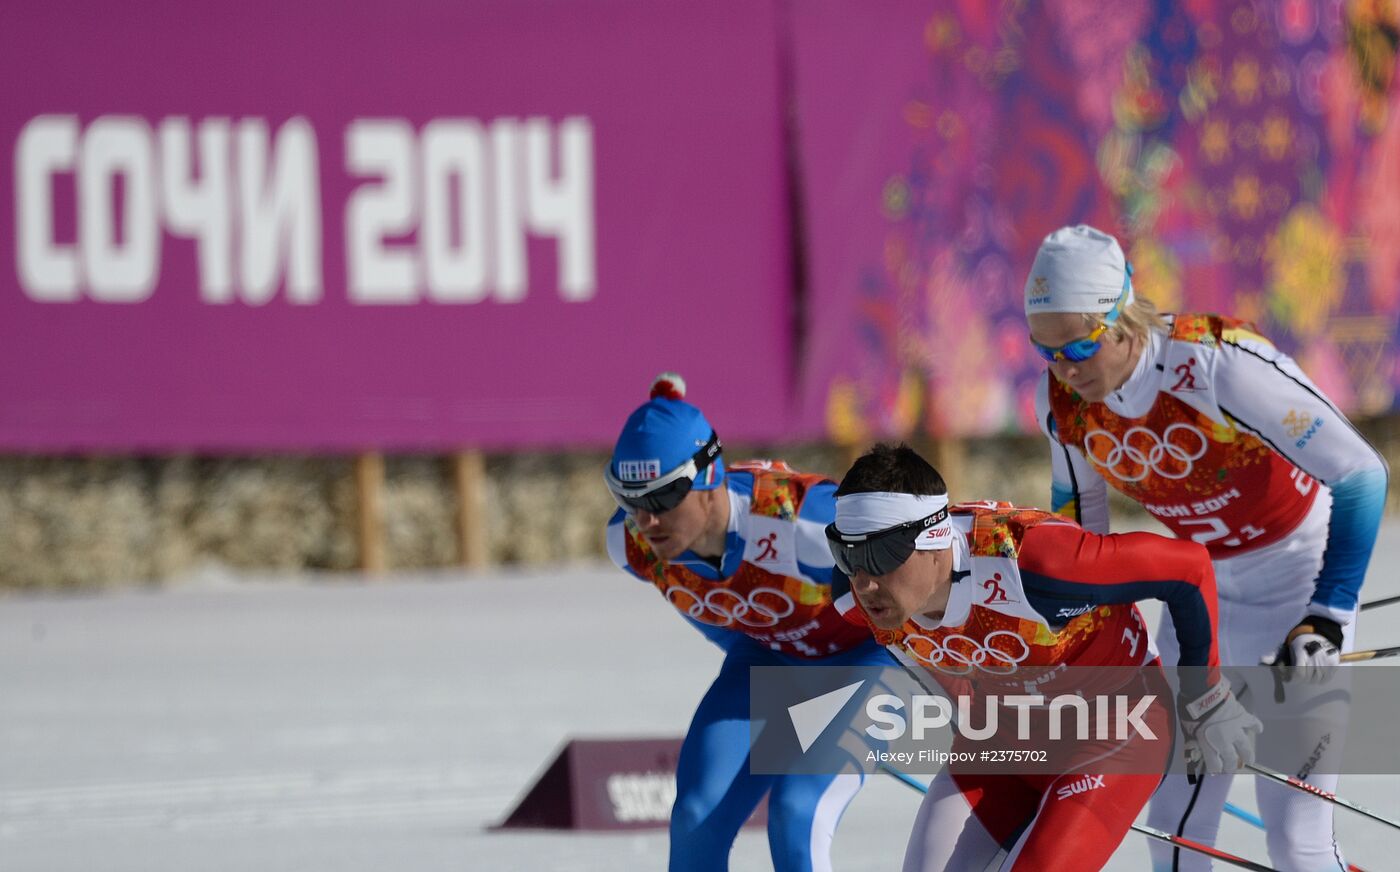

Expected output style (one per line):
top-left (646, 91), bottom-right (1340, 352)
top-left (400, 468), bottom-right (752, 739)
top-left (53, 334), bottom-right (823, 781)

top-left (1245, 762), bottom-right (1400, 831)
top-left (1131, 821), bottom-right (1281, 872)
top-left (1360, 593), bottom-right (1400, 612)
top-left (1341, 645), bottom-right (1400, 662)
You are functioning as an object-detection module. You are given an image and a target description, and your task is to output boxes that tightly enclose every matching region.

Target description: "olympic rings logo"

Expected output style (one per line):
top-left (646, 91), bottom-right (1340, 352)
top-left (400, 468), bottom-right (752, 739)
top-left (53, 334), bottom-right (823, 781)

top-left (663, 585), bottom-right (797, 628)
top-left (1083, 424), bottom-right (1208, 482)
top-left (903, 630), bottom-right (1032, 675)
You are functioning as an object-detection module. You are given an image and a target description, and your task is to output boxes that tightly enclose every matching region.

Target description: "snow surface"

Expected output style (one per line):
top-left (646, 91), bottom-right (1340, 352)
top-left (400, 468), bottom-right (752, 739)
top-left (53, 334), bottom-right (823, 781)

top-left (3, 523), bottom-right (1399, 871)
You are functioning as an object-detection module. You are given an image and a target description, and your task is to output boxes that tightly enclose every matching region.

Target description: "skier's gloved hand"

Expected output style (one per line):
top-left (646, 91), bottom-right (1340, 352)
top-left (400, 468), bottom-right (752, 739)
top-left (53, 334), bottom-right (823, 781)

top-left (1261, 616), bottom-right (1343, 686)
top-left (1180, 680), bottom-right (1262, 782)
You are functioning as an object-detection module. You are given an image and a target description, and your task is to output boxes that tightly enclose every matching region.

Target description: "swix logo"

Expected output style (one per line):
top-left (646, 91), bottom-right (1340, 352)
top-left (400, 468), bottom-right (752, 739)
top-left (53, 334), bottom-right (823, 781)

top-left (982, 573), bottom-right (1011, 604)
top-left (1055, 774), bottom-right (1106, 800)
top-left (922, 526), bottom-right (952, 545)
top-left (1171, 357), bottom-right (1201, 392)
top-left (1055, 604), bottom-right (1095, 619)
top-left (755, 533), bottom-right (779, 562)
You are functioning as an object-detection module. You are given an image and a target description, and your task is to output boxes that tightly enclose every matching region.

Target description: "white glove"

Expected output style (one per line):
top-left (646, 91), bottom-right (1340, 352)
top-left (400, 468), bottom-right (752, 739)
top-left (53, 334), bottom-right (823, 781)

top-left (1180, 680), bottom-right (1262, 778)
top-left (1260, 616), bottom-right (1343, 685)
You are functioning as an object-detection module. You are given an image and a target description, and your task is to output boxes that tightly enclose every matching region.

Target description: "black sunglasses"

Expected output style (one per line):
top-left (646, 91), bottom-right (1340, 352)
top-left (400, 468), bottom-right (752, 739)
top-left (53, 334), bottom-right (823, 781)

top-left (605, 431), bottom-right (722, 515)
top-left (825, 507), bottom-right (949, 577)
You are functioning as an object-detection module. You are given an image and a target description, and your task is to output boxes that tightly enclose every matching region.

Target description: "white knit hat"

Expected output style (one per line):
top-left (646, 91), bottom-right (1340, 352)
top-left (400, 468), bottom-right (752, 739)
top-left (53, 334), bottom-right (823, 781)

top-left (1023, 225), bottom-right (1133, 314)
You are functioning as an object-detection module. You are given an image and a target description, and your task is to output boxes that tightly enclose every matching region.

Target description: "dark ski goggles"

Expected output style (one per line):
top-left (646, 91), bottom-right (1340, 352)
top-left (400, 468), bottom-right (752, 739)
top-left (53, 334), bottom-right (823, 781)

top-left (605, 431), bottom-right (722, 515)
top-left (825, 507), bottom-right (949, 577)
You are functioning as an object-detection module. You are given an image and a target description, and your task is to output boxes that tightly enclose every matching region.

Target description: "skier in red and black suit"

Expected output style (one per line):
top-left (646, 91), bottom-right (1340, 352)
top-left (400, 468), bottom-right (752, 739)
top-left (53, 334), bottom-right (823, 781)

top-left (828, 443), bottom-right (1257, 872)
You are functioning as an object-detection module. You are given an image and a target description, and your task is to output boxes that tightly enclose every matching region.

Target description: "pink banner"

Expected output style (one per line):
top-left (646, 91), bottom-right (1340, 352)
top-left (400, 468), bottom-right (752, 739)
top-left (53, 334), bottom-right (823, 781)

top-left (0, 0), bottom-right (795, 451)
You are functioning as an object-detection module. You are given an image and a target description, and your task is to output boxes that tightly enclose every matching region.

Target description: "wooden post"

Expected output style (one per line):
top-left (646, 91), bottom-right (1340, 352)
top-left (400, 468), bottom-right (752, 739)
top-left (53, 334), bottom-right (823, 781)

top-left (928, 438), bottom-right (966, 501)
top-left (454, 450), bottom-right (488, 570)
top-left (355, 452), bottom-right (386, 574)
top-left (840, 442), bottom-right (864, 473)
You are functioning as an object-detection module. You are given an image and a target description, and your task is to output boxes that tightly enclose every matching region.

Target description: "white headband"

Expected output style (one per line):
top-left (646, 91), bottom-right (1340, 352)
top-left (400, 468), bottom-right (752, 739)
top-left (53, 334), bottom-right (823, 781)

top-left (1024, 224), bottom-right (1133, 315)
top-left (834, 492), bottom-right (953, 551)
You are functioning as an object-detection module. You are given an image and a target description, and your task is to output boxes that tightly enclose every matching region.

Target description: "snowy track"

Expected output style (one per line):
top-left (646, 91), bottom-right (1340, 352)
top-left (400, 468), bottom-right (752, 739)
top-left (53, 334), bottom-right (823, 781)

top-left (4, 524), bottom-right (1399, 871)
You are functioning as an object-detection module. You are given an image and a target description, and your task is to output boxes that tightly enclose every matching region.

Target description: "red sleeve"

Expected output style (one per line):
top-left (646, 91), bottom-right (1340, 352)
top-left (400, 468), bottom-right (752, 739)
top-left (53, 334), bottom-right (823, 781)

top-left (1018, 522), bottom-right (1221, 688)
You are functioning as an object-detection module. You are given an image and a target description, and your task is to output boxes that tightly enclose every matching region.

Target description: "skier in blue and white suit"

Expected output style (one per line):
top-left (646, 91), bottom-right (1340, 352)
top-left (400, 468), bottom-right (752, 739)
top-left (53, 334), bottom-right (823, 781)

top-left (604, 373), bottom-right (892, 872)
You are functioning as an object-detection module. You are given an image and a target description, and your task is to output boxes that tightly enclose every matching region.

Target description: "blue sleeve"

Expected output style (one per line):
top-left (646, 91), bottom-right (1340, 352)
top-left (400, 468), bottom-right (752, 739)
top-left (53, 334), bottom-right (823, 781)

top-left (794, 479), bottom-right (838, 585)
top-left (1311, 465), bottom-right (1389, 618)
top-left (1210, 334), bottom-right (1390, 621)
top-left (682, 615), bottom-right (740, 652)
